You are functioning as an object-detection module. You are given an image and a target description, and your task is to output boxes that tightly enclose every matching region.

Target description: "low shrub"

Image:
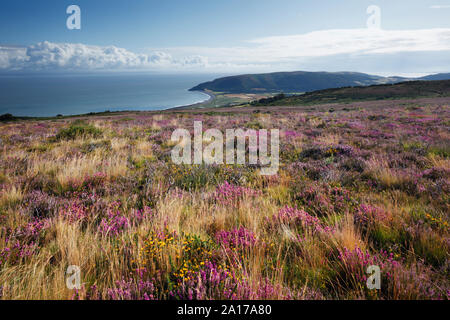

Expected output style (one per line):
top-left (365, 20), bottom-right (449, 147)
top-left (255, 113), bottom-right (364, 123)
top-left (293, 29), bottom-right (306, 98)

top-left (54, 121), bottom-right (102, 141)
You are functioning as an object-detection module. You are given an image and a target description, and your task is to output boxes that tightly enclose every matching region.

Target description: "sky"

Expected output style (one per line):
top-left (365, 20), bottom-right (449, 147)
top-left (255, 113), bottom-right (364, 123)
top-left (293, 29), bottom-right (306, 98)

top-left (0, 0), bottom-right (449, 76)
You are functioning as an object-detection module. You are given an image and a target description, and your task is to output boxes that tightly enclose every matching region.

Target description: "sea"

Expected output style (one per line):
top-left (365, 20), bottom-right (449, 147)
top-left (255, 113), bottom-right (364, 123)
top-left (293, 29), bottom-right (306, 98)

top-left (0, 73), bottom-right (220, 117)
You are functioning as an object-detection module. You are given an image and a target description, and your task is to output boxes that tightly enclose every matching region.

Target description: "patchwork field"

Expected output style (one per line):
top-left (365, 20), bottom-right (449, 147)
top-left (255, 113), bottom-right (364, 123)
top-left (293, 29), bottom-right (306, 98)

top-left (0, 97), bottom-right (449, 300)
top-left (188, 90), bottom-right (275, 109)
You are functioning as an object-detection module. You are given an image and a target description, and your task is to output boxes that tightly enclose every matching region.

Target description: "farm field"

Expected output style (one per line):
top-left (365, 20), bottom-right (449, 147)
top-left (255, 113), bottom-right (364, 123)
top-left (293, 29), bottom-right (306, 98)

top-left (188, 90), bottom-right (276, 109)
top-left (0, 97), bottom-right (449, 300)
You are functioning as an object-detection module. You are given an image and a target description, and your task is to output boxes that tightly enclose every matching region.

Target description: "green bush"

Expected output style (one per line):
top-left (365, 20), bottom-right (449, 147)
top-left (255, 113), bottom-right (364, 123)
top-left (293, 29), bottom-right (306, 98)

top-left (427, 145), bottom-right (450, 158)
top-left (0, 113), bottom-right (15, 122)
top-left (54, 121), bottom-right (102, 141)
top-left (245, 121), bottom-right (264, 130)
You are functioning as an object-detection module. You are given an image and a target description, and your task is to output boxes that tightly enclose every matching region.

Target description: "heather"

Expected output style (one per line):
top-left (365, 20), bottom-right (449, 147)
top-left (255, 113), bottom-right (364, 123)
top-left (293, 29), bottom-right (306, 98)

top-left (0, 98), bottom-right (449, 300)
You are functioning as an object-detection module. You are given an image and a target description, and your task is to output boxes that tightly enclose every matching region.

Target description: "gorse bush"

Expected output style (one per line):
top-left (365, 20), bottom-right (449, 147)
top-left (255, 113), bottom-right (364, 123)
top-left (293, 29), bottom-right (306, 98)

top-left (54, 121), bottom-right (103, 141)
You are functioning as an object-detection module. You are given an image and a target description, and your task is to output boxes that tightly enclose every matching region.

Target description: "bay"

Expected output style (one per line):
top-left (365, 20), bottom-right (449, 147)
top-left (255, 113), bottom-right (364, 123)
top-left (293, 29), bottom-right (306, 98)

top-left (0, 73), bottom-right (219, 117)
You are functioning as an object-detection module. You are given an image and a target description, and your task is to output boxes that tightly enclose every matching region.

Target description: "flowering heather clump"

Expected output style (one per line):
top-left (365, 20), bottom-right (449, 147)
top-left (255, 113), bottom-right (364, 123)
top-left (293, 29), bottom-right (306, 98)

top-left (98, 201), bottom-right (149, 236)
top-left (354, 204), bottom-right (390, 228)
top-left (169, 260), bottom-right (243, 300)
top-left (289, 161), bottom-right (330, 181)
top-left (131, 206), bottom-right (154, 225)
top-left (283, 130), bottom-right (303, 139)
top-left (106, 279), bottom-right (158, 300)
top-left (0, 241), bottom-right (38, 267)
top-left (217, 226), bottom-right (256, 246)
top-left (421, 167), bottom-right (449, 181)
top-left (59, 200), bottom-right (90, 223)
top-left (361, 129), bottom-right (395, 139)
top-left (169, 257), bottom-right (296, 300)
top-left (334, 247), bottom-right (398, 296)
top-left (294, 183), bottom-right (355, 216)
top-left (24, 190), bottom-right (58, 218)
top-left (82, 172), bottom-right (107, 190)
top-left (214, 182), bottom-right (261, 206)
top-left (98, 202), bottom-right (129, 236)
top-left (271, 206), bottom-right (333, 234)
top-left (337, 247), bottom-right (398, 279)
top-left (8, 134), bottom-right (27, 144)
top-left (0, 219), bottom-right (49, 268)
top-left (14, 218), bottom-right (50, 239)
top-left (64, 172), bottom-right (108, 193)
top-left (335, 247), bottom-right (449, 299)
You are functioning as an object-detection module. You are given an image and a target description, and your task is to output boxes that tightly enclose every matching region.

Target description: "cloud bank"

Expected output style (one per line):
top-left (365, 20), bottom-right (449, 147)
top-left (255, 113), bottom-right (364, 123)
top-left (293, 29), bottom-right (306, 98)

top-left (430, 5), bottom-right (450, 9)
top-left (0, 41), bottom-right (208, 72)
top-left (1, 28), bottom-right (450, 74)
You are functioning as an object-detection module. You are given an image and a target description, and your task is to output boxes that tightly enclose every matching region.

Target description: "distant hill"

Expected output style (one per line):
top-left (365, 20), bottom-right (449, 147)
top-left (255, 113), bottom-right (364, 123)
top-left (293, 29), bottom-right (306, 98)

top-left (189, 71), bottom-right (450, 94)
top-left (250, 80), bottom-right (450, 106)
top-left (418, 73), bottom-right (450, 81)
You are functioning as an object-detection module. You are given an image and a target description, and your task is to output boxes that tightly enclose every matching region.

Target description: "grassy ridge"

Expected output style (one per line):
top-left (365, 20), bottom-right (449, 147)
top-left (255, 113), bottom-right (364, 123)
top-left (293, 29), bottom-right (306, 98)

top-left (251, 80), bottom-right (450, 106)
top-left (189, 71), bottom-right (405, 94)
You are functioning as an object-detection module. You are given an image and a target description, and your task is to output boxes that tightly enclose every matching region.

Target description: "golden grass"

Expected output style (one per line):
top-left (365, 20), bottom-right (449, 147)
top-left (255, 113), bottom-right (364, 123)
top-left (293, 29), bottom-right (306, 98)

top-left (0, 185), bottom-right (23, 208)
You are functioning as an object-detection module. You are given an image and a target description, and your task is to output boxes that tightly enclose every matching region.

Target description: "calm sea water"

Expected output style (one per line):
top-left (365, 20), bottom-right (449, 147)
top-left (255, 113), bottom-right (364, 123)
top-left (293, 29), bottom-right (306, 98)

top-left (0, 73), bottom-right (218, 117)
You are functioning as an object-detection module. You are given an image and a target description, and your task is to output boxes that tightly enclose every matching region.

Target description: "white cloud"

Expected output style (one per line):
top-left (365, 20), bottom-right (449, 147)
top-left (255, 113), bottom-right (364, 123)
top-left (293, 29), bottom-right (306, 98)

top-left (248, 28), bottom-right (450, 57)
top-left (1, 28), bottom-right (450, 73)
top-left (0, 41), bottom-right (208, 72)
top-left (146, 28), bottom-right (450, 73)
top-left (0, 46), bottom-right (28, 70)
top-left (430, 5), bottom-right (450, 9)
top-left (157, 28), bottom-right (450, 63)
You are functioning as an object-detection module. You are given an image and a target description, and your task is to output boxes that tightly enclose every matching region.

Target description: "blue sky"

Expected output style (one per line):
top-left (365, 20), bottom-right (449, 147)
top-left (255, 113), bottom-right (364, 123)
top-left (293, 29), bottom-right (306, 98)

top-left (1, 0), bottom-right (449, 75)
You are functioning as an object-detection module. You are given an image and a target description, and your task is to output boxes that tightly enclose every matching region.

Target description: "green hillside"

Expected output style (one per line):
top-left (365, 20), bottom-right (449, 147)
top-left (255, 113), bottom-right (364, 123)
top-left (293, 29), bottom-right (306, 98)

top-left (190, 71), bottom-right (450, 95)
top-left (189, 71), bottom-right (411, 93)
top-left (250, 80), bottom-right (450, 106)
top-left (189, 71), bottom-right (412, 93)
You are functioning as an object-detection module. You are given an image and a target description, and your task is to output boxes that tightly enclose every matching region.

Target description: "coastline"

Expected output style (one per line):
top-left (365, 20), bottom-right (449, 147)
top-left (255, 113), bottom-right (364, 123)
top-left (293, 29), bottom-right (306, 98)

top-left (2, 96), bottom-right (450, 121)
top-left (169, 90), bottom-right (216, 110)
top-left (0, 89), bottom-right (218, 120)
